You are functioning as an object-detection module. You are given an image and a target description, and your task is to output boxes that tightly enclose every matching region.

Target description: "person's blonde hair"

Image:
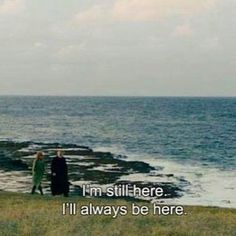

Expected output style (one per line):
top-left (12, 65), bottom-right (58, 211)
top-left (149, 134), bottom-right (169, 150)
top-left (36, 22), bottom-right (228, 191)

top-left (36, 151), bottom-right (44, 160)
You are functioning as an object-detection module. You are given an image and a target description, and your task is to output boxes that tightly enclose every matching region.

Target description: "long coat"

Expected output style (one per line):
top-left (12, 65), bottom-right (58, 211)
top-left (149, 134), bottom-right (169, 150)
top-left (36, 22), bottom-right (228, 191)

top-left (32, 159), bottom-right (45, 187)
top-left (51, 156), bottom-right (69, 196)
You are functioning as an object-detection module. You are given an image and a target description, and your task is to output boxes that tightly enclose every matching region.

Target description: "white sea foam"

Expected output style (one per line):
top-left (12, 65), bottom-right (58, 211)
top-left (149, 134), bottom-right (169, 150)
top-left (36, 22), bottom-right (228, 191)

top-left (131, 155), bottom-right (236, 208)
top-left (89, 164), bottom-right (121, 172)
top-left (94, 145), bottom-right (236, 208)
top-left (0, 170), bottom-right (32, 192)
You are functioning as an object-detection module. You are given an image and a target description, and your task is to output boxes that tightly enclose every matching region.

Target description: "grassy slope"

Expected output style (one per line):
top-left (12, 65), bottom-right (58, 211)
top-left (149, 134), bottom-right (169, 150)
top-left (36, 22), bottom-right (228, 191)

top-left (0, 192), bottom-right (235, 236)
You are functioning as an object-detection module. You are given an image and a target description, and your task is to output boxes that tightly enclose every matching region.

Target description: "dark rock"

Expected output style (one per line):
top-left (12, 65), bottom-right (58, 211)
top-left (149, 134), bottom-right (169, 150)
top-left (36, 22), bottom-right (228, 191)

top-left (0, 141), bottom-right (187, 201)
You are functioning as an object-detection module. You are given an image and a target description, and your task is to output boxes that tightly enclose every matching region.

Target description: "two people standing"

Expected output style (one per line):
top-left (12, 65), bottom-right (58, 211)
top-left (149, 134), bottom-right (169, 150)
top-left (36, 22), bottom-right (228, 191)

top-left (31, 150), bottom-right (69, 197)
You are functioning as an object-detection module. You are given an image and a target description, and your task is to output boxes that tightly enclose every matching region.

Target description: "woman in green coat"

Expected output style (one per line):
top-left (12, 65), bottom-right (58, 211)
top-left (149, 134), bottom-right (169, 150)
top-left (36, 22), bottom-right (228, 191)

top-left (31, 151), bottom-right (45, 195)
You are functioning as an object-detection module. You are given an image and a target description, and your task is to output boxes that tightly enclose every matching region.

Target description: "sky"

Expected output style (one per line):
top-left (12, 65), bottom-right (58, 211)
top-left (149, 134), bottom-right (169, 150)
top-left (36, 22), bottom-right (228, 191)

top-left (0, 0), bottom-right (235, 96)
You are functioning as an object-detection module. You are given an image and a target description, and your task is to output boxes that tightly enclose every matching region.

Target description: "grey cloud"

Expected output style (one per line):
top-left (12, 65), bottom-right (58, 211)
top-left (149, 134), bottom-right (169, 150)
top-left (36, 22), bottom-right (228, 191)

top-left (0, 0), bottom-right (235, 96)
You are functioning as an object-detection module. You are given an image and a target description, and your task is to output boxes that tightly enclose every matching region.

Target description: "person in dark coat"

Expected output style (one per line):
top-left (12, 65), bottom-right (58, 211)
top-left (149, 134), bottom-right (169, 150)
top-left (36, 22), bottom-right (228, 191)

top-left (51, 150), bottom-right (69, 197)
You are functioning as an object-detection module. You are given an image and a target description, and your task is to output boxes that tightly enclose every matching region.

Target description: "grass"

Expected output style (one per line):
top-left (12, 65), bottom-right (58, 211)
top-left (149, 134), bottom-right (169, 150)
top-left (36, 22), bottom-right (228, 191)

top-left (0, 192), bottom-right (235, 236)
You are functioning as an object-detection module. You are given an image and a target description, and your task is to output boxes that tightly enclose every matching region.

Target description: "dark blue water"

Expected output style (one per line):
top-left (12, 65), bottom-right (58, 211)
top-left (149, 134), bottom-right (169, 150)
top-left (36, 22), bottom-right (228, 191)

top-left (0, 96), bottom-right (235, 170)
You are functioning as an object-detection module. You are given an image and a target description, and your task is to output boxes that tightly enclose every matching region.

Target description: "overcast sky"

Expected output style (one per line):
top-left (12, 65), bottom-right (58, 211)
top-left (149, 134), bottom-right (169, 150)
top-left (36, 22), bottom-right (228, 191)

top-left (0, 0), bottom-right (235, 96)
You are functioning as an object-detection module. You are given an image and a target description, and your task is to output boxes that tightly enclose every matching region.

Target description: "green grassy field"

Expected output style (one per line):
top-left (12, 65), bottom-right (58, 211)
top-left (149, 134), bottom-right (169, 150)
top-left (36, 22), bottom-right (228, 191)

top-left (0, 192), bottom-right (235, 236)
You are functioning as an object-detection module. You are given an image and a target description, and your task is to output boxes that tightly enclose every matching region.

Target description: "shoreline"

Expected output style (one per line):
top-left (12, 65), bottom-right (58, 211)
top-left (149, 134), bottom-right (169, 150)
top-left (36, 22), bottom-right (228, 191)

top-left (0, 140), bottom-right (235, 208)
top-left (0, 140), bottom-right (183, 201)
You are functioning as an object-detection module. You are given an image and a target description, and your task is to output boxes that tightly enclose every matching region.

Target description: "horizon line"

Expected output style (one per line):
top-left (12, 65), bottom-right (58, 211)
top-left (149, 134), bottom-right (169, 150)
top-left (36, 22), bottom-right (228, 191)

top-left (0, 94), bottom-right (235, 98)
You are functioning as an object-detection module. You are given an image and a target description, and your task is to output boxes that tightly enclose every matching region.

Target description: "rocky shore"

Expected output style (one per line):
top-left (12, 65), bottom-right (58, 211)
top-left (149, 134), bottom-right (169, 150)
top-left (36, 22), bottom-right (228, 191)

top-left (0, 141), bottom-right (188, 201)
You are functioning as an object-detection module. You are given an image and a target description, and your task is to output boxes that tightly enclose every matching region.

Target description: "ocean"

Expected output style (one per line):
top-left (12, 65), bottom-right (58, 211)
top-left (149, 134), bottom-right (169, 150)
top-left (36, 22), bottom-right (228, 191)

top-left (0, 96), bottom-right (235, 207)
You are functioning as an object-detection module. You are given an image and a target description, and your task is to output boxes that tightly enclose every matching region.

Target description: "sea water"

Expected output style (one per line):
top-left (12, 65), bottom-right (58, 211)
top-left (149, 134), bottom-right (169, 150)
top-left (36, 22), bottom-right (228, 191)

top-left (0, 96), bottom-right (235, 207)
